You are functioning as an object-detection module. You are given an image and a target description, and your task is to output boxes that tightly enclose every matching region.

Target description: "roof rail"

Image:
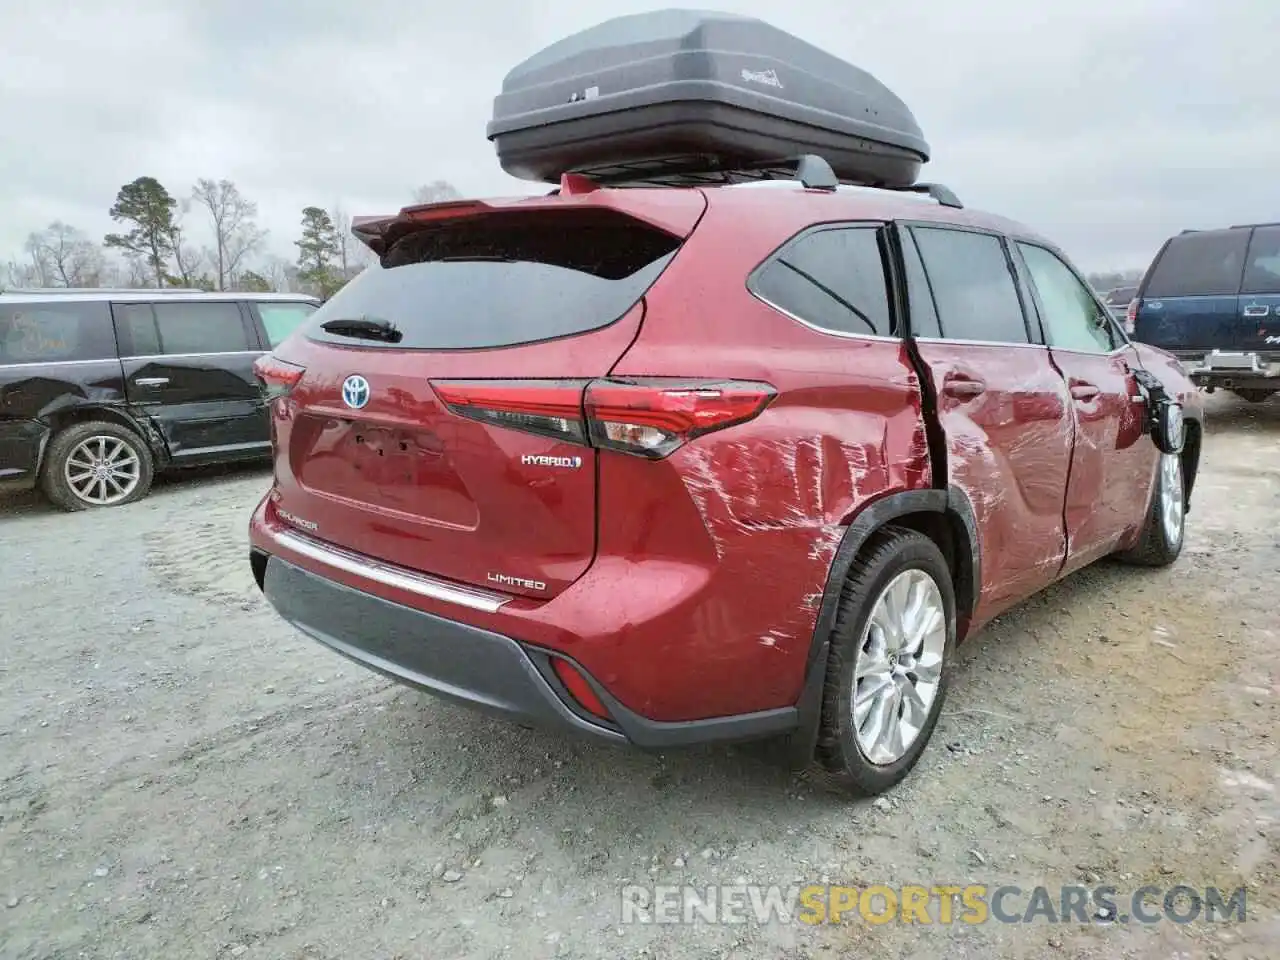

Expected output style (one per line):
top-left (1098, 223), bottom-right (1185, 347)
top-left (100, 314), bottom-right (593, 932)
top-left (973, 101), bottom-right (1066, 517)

top-left (0, 286), bottom-right (203, 294)
top-left (1228, 221), bottom-right (1280, 230)
top-left (889, 182), bottom-right (963, 208)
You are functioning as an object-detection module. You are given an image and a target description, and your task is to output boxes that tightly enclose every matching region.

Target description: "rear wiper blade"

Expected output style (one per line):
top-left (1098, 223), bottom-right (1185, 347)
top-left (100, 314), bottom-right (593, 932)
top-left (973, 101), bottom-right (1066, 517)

top-left (320, 316), bottom-right (403, 343)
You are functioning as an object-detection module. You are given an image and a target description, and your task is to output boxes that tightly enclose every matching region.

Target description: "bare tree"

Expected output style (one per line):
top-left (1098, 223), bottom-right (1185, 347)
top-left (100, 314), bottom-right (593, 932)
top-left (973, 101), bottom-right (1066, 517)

top-left (260, 254), bottom-right (292, 293)
top-left (331, 203), bottom-right (377, 280)
top-left (412, 180), bottom-right (463, 205)
top-left (3, 257), bottom-right (42, 289)
top-left (192, 178), bottom-right (266, 290)
top-left (166, 198), bottom-right (209, 288)
top-left (33, 222), bottom-right (105, 287)
top-left (22, 233), bottom-right (53, 287)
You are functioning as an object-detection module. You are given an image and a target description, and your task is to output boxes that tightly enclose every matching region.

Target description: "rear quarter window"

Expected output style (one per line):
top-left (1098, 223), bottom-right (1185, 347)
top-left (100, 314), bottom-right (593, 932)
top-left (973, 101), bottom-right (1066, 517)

top-left (749, 225), bottom-right (894, 337)
top-left (303, 209), bottom-right (682, 350)
top-left (0, 300), bottom-right (117, 365)
top-left (258, 301), bottom-right (319, 347)
top-left (1144, 230), bottom-right (1250, 298)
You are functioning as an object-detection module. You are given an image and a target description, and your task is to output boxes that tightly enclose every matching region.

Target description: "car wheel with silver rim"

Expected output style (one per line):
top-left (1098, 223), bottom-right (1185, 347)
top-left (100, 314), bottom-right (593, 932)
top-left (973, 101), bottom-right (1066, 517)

top-left (40, 420), bottom-right (155, 512)
top-left (1115, 448), bottom-right (1186, 568)
top-left (813, 525), bottom-right (956, 796)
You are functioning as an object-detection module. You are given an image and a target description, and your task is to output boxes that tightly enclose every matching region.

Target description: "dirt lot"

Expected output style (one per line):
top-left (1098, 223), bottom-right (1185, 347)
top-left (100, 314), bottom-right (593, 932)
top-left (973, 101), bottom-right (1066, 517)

top-left (1, 393), bottom-right (1277, 960)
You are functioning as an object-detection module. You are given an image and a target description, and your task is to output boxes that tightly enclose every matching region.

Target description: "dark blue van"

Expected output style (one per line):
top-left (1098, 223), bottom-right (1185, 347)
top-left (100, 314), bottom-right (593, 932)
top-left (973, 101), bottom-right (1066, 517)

top-left (1129, 223), bottom-right (1280, 402)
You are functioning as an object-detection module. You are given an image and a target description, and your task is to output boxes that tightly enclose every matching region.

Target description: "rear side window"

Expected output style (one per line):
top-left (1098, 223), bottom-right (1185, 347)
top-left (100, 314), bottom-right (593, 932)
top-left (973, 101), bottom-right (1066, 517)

top-left (751, 225), bottom-right (894, 337)
top-left (304, 209), bottom-right (682, 350)
top-left (911, 227), bottom-right (1030, 344)
top-left (1144, 229), bottom-right (1249, 298)
top-left (1241, 226), bottom-right (1280, 295)
top-left (0, 300), bottom-right (117, 365)
top-left (115, 301), bottom-right (252, 356)
top-left (257, 301), bottom-right (318, 346)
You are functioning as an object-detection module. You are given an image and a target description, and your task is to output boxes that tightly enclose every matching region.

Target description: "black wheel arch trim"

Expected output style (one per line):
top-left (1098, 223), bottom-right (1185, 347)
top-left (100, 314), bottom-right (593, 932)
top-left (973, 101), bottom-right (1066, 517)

top-left (788, 486), bottom-right (981, 768)
top-left (38, 403), bottom-right (169, 471)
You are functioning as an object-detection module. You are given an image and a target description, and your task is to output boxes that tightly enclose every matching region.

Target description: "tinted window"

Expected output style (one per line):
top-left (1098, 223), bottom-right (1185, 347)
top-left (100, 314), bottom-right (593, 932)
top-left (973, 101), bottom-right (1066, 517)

top-left (304, 209), bottom-right (681, 350)
top-left (899, 229), bottom-right (941, 338)
top-left (1241, 226), bottom-right (1280, 295)
top-left (1018, 243), bottom-right (1119, 353)
top-left (1104, 285), bottom-right (1138, 305)
top-left (258, 302), bottom-right (318, 347)
top-left (752, 226), bottom-right (893, 337)
top-left (1144, 229), bottom-right (1249, 297)
top-left (153, 302), bottom-right (251, 354)
top-left (911, 228), bottom-right (1029, 343)
top-left (0, 300), bottom-right (117, 365)
top-left (113, 303), bottom-right (161, 356)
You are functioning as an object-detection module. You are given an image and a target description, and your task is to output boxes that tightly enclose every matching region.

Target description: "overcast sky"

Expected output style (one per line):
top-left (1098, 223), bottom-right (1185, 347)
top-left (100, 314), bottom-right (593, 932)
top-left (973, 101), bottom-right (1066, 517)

top-left (1, 0), bottom-right (1276, 275)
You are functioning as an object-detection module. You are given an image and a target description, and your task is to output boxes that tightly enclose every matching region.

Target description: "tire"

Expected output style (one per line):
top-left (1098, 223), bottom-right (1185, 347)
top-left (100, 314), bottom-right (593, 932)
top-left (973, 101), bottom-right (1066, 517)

top-left (1232, 389), bottom-right (1274, 403)
top-left (811, 526), bottom-right (957, 797)
top-left (1115, 452), bottom-right (1184, 567)
top-left (40, 421), bottom-right (155, 512)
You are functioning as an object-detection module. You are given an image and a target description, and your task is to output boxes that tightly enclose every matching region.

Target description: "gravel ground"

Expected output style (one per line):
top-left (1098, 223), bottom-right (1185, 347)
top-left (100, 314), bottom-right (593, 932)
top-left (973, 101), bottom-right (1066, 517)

top-left (1, 393), bottom-right (1278, 960)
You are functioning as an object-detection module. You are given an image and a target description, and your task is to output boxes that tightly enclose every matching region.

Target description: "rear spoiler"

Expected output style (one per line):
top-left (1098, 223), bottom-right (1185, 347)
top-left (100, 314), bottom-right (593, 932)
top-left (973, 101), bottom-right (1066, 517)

top-left (351, 179), bottom-right (708, 257)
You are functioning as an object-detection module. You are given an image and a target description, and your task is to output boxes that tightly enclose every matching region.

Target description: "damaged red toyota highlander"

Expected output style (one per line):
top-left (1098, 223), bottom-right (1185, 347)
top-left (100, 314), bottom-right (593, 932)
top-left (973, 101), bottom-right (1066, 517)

top-left (247, 11), bottom-right (1202, 795)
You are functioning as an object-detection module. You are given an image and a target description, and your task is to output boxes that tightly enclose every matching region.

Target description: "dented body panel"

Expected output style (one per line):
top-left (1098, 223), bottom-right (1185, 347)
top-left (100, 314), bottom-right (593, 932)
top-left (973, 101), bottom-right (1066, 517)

top-left (911, 340), bottom-right (1071, 628)
top-left (0, 357), bottom-right (137, 489)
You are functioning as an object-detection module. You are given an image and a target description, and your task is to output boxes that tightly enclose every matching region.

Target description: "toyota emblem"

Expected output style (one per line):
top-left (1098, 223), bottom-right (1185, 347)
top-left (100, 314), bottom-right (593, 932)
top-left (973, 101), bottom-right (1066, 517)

top-left (341, 374), bottom-right (370, 409)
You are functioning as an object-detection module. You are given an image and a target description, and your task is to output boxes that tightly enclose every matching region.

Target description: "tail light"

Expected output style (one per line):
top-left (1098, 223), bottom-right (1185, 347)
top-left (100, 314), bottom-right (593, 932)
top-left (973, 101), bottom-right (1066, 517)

top-left (1124, 299), bottom-right (1139, 335)
top-left (430, 377), bottom-right (776, 459)
top-left (253, 355), bottom-right (306, 400)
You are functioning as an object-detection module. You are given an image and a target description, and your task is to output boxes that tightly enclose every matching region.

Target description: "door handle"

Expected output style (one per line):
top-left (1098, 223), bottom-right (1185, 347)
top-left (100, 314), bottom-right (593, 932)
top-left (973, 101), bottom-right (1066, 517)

top-left (1243, 305), bottom-right (1270, 318)
top-left (1070, 382), bottom-right (1100, 401)
top-left (134, 377), bottom-right (169, 387)
top-left (942, 374), bottom-right (986, 399)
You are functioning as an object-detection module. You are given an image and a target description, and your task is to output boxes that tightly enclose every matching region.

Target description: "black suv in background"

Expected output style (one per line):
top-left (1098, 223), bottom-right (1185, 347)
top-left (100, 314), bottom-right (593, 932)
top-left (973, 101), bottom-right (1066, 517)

top-left (1128, 223), bottom-right (1280, 402)
top-left (0, 289), bottom-right (319, 510)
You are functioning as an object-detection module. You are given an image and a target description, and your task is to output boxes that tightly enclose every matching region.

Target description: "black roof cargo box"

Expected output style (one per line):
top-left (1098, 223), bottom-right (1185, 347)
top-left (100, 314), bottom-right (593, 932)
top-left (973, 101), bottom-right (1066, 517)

top-left (487, 9), bottom-right (930, 188)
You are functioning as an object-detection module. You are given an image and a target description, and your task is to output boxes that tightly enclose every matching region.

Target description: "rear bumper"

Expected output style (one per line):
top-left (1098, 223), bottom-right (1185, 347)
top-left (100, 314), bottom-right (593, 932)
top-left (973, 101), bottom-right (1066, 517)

top-left (0, 419), bottom-right (48, 492)
top-left (1180, 351), bottom-right (1280, 391)
top-left (251, 537), bottom-right (801, 749)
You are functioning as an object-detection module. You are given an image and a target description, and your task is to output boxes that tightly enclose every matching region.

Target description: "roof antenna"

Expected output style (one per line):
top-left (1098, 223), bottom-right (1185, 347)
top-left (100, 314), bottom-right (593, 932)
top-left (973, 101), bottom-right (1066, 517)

top-left (794, 154), bottom-right (838, 191)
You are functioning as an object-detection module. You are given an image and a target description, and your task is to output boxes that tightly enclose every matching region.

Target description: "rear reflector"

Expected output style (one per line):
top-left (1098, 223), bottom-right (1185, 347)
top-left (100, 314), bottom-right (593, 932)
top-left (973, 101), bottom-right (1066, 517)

top-left (430, 377), bottom-right (776, 459)
top-left (550, 657), bottom-right (610, 719)
top-left (253, 355), bottom-right (306, 399)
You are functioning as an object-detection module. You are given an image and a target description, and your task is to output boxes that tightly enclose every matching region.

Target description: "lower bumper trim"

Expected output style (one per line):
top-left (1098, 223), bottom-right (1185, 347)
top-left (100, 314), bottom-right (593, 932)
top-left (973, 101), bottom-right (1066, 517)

top-left (259, 553), bottom-right (799, 749)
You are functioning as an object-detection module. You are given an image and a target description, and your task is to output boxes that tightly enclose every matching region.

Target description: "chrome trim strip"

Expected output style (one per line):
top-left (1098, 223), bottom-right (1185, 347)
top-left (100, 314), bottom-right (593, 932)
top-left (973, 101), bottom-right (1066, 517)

top-left (748, 290), bottom-right (902, 343)
top-left (0, 357), bottom-right (120, 368)
top-left (913, 336), bottom-right (1048, 350)
top-left (0, 350), bottom-right (267, 369)
top-left (122, 350), bottom-right (265, 361)
top-left (271, 527), bottom-right (510, 614)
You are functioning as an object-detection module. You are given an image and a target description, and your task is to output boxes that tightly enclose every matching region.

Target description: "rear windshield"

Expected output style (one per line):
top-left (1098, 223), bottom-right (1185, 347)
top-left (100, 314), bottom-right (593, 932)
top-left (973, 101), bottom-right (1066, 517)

top-left (1144, 229), bottom-right (1250, 298)
top-left (303, 209), bottom-right (682, 350)
top-left (0, 300), bottom-right (116, 365)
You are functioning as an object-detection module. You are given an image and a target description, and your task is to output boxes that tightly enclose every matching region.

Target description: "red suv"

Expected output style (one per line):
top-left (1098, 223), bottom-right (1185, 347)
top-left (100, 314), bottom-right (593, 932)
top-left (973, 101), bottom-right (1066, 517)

top-left (246, 170), bottom-right (1201, 795)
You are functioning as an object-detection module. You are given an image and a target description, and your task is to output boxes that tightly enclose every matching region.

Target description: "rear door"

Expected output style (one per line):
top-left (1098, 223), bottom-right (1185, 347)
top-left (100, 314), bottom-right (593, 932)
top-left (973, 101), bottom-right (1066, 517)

top-left (114, 299), bottom-right (268, 462)
top-left (900, 224), bottom-right (1074, 623)
top-left (1239, 225), bottom-right (1280, 353)
top-left (0, 298), bottom-right (126, 483)
top-left (1012, 241), bottom-right (1153, 568)
top-left (1133, 229), bottom-right (1248, 352)
top-left (265, 196), bottom-right (704, 599)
